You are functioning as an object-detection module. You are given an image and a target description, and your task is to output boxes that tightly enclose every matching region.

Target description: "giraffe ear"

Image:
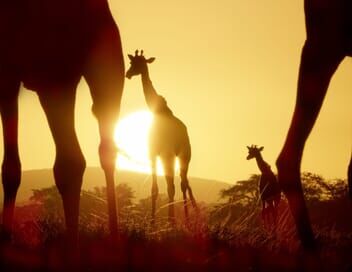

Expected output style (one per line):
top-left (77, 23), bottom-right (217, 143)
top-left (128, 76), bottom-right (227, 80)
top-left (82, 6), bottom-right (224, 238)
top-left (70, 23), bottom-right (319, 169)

top-left (128, 54), bottom-right (134, 61)
top-left (146, 57), bottom-right (155, 63)
top-left (259, 146), bottom-right (264, 151)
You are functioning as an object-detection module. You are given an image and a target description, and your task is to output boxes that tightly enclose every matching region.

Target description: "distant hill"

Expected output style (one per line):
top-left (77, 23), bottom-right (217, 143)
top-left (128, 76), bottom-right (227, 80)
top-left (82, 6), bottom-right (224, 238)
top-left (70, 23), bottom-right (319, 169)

top-left (0, 167), bottom-right (231, 206)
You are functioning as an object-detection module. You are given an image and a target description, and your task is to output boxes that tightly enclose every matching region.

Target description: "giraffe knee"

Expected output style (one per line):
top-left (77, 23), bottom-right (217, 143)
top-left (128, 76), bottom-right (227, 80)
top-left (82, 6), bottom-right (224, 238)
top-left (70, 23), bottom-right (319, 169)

top-left (180, 168), bottom-right (189, 190)
top-left (151, 183), bottom-right (158, 199)
top-left (181, 181), bottom-right (187, 194)
top-left (54, 153), bottom-right (86, 196)
top-left (166, 177), bottom-right (175, 201)
top-left (99, 140), bottom-right (117, 172)
top-left (2, 157), bottom-right (21, 197)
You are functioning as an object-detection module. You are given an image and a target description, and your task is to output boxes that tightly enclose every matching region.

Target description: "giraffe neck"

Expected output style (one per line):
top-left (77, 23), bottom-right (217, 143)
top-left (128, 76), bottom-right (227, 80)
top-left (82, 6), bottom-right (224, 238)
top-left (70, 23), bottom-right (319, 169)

top-left (140, 68), bottom-right (158, 109)
top-left (255, 154), bottom-right (270, 174)
top-left (140, 67), bottom-right (173, 116)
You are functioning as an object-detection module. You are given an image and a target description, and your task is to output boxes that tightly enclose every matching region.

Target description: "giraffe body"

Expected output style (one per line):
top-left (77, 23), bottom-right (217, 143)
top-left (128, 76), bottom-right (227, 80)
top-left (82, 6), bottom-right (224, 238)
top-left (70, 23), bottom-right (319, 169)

top-left (149, 114), bottom-right (190, 161)
top-left (126, 51), bottom-right (196, 222)
top-left (0, 0), bottom-right (124, 244)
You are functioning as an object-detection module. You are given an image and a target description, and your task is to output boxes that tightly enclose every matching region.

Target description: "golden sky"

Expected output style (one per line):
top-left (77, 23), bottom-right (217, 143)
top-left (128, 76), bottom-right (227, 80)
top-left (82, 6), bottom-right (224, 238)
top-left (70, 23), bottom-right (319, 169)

top-left (2, 1), bottom-right (351, 183)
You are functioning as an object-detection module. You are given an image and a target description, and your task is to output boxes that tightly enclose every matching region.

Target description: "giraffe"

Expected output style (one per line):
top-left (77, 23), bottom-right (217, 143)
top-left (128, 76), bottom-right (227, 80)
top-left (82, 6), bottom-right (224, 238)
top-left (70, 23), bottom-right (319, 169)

top-left (276, 0), bottom-right (352, 249)
top-left (247, 145), bottom-right (281, 225)
top-left (126, 50), bottom-right (197, 223)
top-left (0, 1), bottom-right (124, 245)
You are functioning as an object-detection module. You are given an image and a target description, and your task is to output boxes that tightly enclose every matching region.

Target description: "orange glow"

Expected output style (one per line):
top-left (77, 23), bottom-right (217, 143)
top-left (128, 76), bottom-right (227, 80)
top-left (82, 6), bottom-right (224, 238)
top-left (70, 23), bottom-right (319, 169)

top-left (114, 111), bottom-right (180, 175)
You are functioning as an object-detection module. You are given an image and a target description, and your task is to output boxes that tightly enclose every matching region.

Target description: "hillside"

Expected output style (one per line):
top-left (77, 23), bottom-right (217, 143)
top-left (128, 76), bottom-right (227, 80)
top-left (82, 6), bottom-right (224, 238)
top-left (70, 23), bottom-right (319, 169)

top-left (0, 167), bottom-right (231, 206)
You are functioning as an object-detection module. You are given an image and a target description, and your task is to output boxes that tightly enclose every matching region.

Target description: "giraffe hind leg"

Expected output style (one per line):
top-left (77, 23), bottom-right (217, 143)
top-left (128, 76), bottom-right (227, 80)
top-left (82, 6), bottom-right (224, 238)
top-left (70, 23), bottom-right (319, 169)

top-left (38, 86), bottom-right (85, 246)
top-left (180, 157), bottom-right (198, 220)
top-left (276, 41), bottom-right (343, 250)
top-left (348, 156), bottom-right (352, 200)
top-left (0, 78), bottom-right (21, 242)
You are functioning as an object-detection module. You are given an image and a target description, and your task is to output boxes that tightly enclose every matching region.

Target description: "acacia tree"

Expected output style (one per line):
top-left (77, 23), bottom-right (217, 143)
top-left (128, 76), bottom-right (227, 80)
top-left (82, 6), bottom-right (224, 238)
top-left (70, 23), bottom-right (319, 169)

top-left (210, 175), bottom-right (261, 226)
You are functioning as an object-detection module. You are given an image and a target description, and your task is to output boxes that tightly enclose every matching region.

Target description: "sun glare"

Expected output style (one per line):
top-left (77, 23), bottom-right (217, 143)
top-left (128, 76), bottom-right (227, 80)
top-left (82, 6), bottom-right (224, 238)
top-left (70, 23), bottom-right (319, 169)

top-left (114, 110), bottom-right (179, 175)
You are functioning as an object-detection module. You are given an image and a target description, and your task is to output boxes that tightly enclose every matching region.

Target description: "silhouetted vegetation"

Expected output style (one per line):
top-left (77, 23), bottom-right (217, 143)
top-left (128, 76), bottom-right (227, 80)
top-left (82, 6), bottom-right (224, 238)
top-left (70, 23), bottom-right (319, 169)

top-left (2, 173), bottom-right (352, 271)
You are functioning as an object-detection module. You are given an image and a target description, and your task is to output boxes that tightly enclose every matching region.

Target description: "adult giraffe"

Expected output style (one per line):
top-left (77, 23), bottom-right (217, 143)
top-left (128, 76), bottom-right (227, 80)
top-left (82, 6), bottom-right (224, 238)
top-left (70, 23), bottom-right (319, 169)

top-left (276, 0), bottom-right (352, 249)
top-left (126, 50), bottom-right (197, 223)
top-left (0, 1), bottom-right (124, 244)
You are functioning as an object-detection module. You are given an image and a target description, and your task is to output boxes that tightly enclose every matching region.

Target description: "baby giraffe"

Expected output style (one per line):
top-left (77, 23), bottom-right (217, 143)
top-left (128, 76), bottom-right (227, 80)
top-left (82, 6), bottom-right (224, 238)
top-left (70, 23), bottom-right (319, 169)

top-left (247, 145), bottom-right (281, 226)
top-left (126, 50), bottom-right (197, 223)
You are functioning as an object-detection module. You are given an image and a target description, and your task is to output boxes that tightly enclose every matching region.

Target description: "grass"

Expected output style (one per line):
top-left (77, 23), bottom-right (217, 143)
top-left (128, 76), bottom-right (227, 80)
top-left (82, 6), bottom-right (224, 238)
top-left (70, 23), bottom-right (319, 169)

top-left (1, 198), bottom-right (352, 272)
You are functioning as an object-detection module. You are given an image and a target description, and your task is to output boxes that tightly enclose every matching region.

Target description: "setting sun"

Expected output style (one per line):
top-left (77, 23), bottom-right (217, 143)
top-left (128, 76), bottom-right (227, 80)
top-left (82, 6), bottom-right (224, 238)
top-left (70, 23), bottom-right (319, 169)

top-left (114, 111), bottom-right (152, 173)
top-left (114, 110), bottom-right (179, 175)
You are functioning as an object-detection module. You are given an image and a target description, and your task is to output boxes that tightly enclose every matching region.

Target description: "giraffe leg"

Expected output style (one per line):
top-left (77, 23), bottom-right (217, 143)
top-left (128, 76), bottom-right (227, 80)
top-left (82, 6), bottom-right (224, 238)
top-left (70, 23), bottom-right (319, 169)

top-left (0, 79), bottom-right (21, 242)
top-left (261, 201), bottom-right (267, 227)
top-left (150, 158), bottom-right (158, 223)
top-left (276, 41), bottom-right (343, 249)
top-left (162, 156), bottom-right (175, 223)
top-left (267, 201), bottom-right (275, 226)
top-left (179, 158), bottom-right (190, 220)
top-left (84, 18), bottom-right (124, 238)
top-left (38, 86), bottom-right (85, 246)
top-left (179, 158), bottom-right (198, 220)
top-left (348, 156), bottom-right (352, 200)
top-left (180, 170), bottom-right (189, 221)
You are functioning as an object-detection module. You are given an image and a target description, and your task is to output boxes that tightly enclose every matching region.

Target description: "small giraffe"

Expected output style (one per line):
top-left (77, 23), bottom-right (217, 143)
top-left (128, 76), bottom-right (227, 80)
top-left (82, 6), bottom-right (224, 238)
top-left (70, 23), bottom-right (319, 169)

top-left (247, 145), bottom-right (281, 225)
top-left (126, 50), bottom-right (197, 222)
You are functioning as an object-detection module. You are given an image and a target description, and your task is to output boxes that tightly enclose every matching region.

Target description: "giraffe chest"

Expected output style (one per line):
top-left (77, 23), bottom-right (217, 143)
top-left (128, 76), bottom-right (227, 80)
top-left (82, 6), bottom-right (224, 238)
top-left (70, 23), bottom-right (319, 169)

top-left (259, 172), bottom-right (278, 199)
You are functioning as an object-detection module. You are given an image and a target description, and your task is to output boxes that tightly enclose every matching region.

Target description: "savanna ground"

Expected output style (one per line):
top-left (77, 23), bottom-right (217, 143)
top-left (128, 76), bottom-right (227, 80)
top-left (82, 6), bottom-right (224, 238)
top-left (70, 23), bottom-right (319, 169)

top-left (1, 172), bottom-right (352, 271)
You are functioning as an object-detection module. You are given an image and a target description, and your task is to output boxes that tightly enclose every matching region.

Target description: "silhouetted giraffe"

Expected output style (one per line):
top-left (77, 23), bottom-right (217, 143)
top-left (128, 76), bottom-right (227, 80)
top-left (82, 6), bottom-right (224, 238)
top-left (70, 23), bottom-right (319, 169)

top-left (126, 50), bottom-right (197, 222)
top-left (276, 0), bottom-right (352, 249)
top-left (247, 145), bottom-right (281, 225)
top-left (0, 1), bottom-right (124, 245)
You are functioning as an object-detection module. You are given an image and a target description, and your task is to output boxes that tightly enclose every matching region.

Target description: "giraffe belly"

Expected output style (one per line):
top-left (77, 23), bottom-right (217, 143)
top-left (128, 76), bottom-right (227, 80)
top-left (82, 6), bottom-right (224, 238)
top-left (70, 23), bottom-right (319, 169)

top-left (149, 117), bottom-right (190, 158)
top-left (1, 0), bottom-right (113, 91)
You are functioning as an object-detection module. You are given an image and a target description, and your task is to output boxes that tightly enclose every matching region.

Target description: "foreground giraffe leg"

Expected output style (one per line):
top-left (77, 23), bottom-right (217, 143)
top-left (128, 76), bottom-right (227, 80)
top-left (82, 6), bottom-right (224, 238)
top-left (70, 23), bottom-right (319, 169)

top-left (276, 41), bottom-right (343, 249)
top-left (84, 22), bottom-right (124, 238)
top-left (348, 156), bottom-right (352, 199)
top-left (150, 158), bottom-right (158, 223)
top-left (0, 80), bottom-right (21, 242)
top-left (38, 86), bottom-right (85, 246)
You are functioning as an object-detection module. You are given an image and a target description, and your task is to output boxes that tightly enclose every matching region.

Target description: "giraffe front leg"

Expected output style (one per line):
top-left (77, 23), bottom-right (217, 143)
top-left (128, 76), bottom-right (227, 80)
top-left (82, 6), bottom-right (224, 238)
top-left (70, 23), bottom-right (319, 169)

top-left (162, 157), bottom-right (175, 224)
top-left (166, 176), bottom-right (175, 223)
top-left (180, 179), bottom-right (189, 222)
top-left (150, 159), bottom-right (158, 224)
top-left (276, 41), bottom-right (343, 250)
top-left (0, 92), bottom-right (21, 242)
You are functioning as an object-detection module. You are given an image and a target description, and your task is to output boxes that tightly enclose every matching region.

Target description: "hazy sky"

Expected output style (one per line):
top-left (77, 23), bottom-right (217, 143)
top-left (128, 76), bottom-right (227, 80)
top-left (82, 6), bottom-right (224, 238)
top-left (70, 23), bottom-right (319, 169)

top-left (2, 1), bottom-right (351, 183)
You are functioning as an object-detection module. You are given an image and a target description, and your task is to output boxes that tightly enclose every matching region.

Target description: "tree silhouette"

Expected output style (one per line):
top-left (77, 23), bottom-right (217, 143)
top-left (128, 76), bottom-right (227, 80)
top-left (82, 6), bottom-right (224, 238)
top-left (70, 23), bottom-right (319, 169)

top-left (219, 174), bottom-right (260, 207)
top-left (210, 175), bottom-right (261, 226)
top-left (28, 183), bottom-right (135, 231)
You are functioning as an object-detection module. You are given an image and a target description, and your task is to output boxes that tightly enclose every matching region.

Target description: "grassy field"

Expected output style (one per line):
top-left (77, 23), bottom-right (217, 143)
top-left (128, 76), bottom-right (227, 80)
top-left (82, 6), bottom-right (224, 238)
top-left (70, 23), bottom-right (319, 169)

top-left (1, 174), bottom-right (352, 271)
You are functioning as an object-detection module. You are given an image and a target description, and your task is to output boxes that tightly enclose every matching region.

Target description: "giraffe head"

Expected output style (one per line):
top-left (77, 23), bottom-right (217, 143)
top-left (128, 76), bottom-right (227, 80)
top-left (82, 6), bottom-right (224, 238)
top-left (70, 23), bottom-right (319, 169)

top-left (246, 145), bottom-right (264, 160)
top-left (126, 50), bottom-right (155, 79)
